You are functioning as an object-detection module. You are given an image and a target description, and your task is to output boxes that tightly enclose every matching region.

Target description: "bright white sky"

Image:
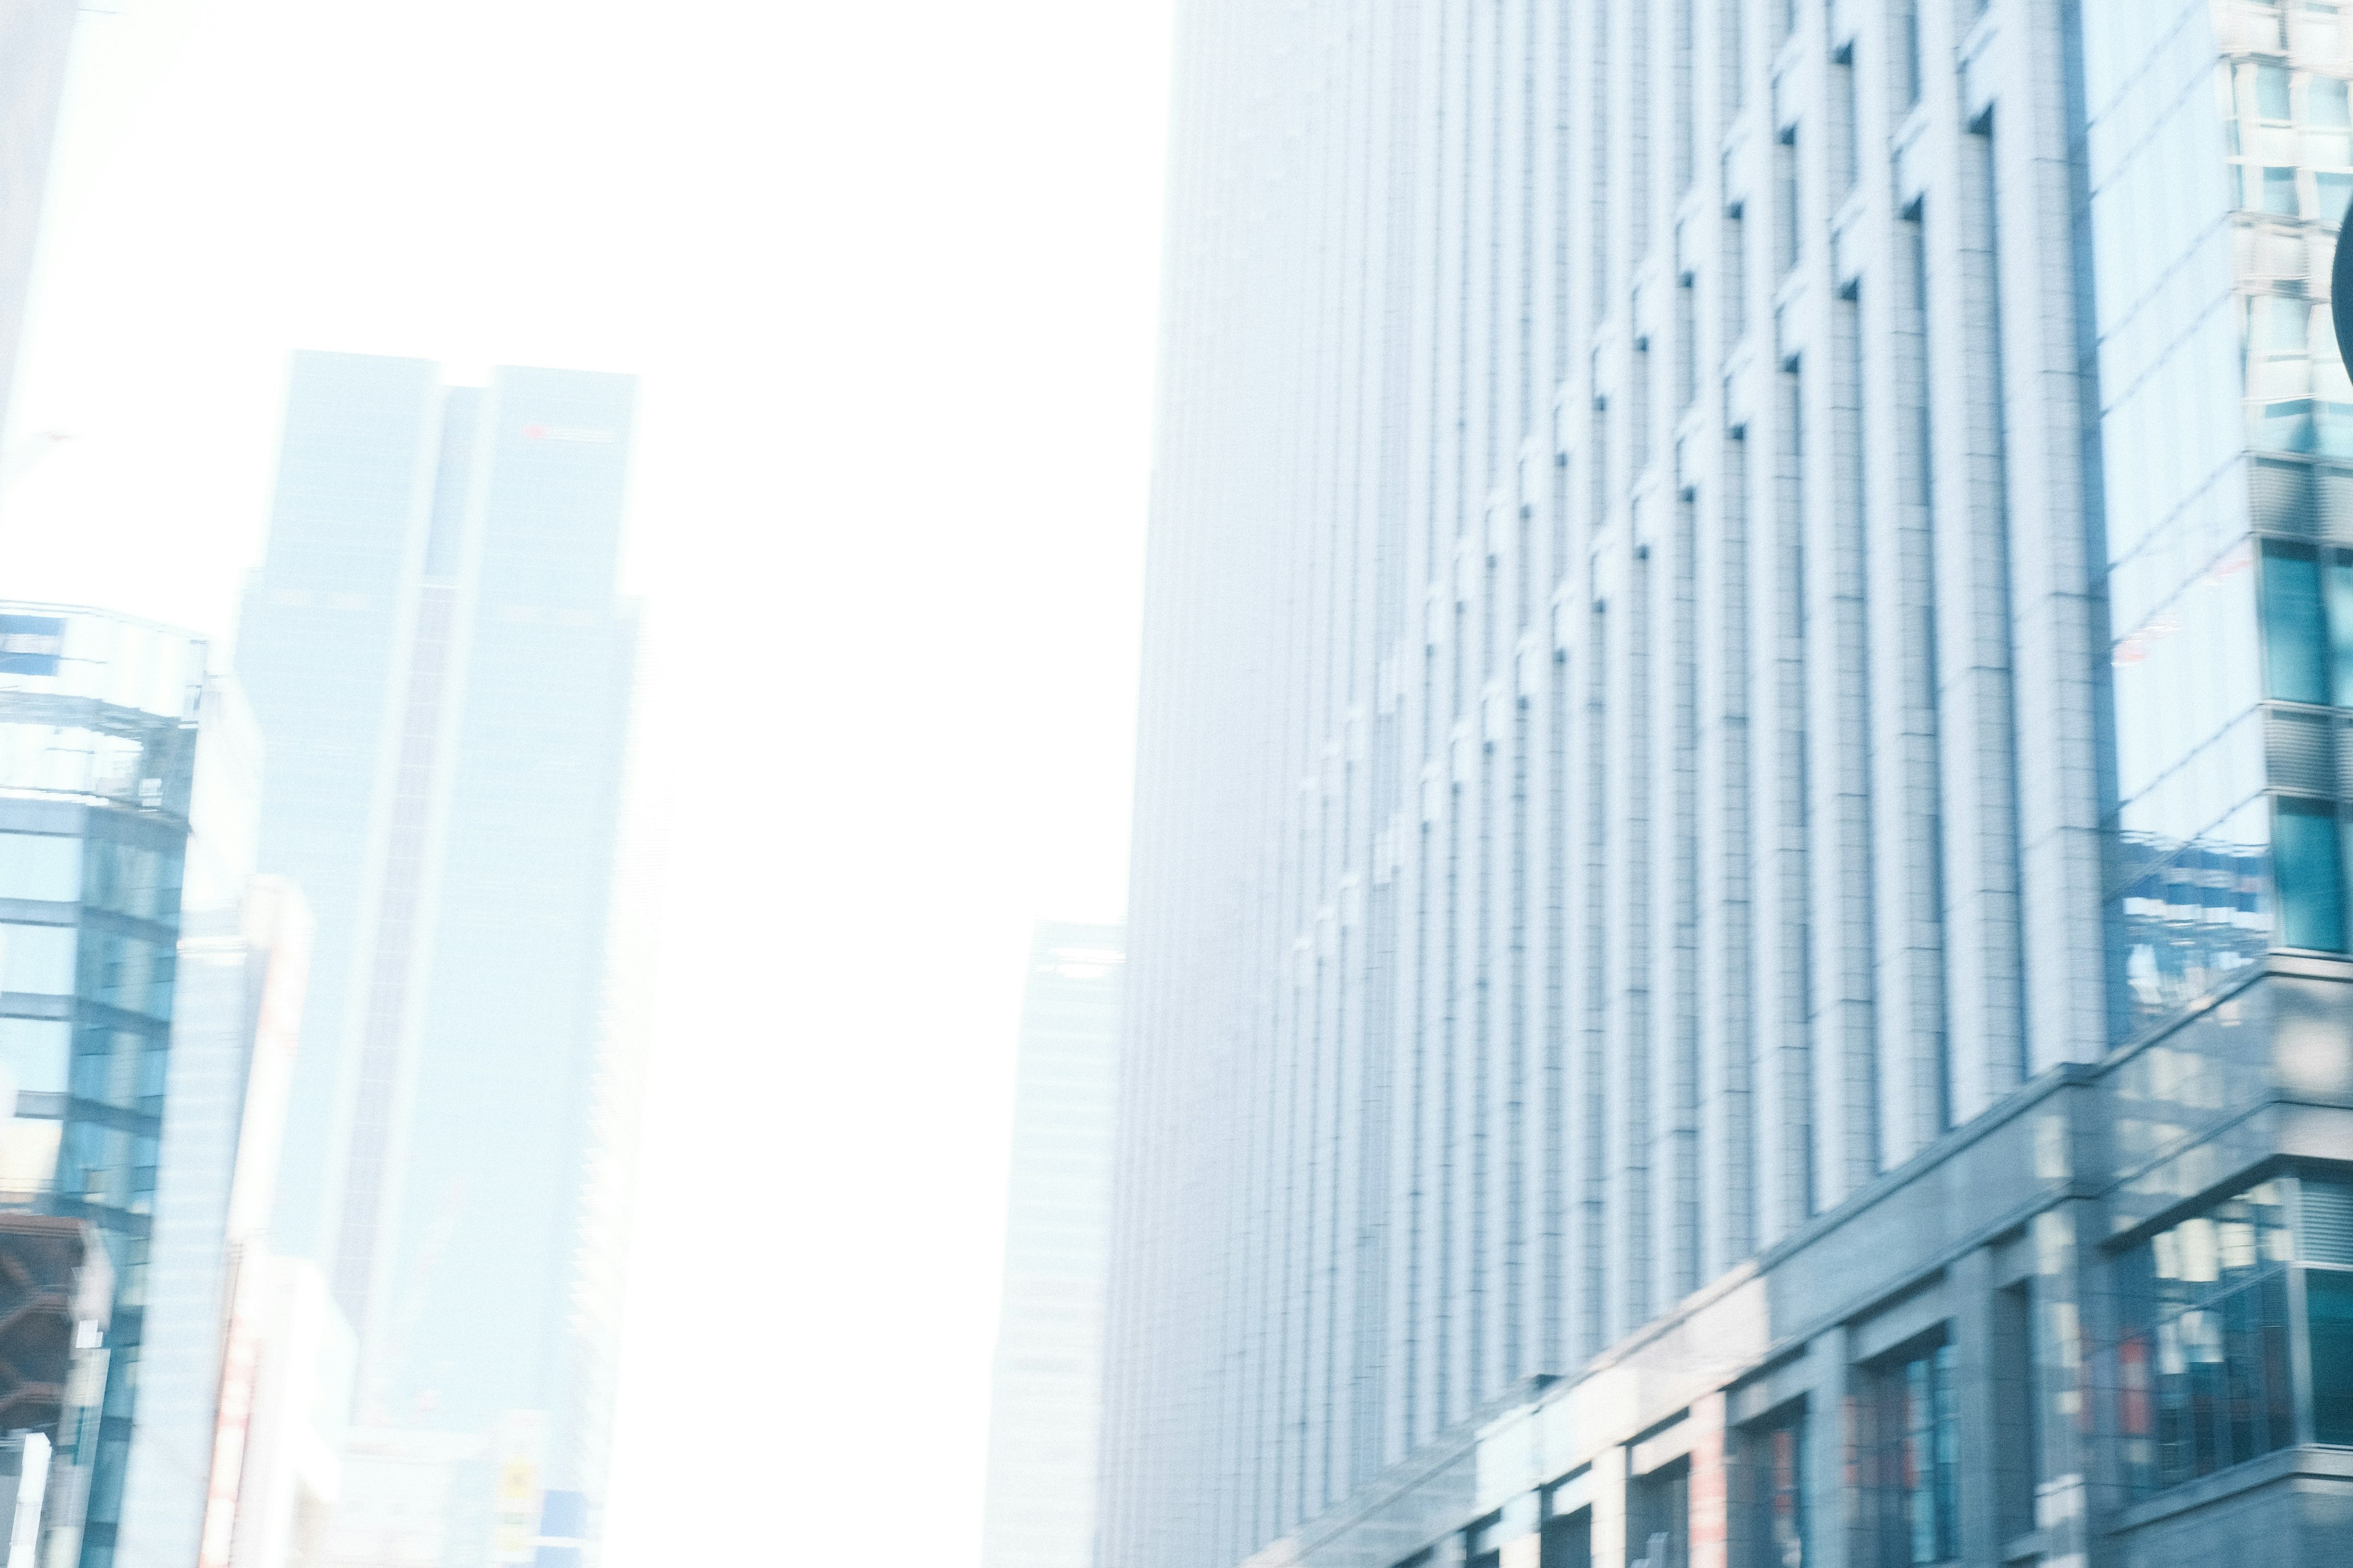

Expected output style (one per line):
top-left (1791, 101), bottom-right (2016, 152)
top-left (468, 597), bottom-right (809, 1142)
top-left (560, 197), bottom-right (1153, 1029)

top-left (0, 1), bottom-right (1170, 1559)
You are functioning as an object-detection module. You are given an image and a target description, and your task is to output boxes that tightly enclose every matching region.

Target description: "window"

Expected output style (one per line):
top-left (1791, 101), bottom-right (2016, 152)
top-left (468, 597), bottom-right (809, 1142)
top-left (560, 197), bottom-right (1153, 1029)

top-left (1865, 1343), bottom-right (1957, 1567)
top-left (0, 1018), bottom-right (67, 1096)
top-left (0, 923), bottom-right (75, 996)
top-left (2249, 304), bottom-right (2316, 453)
top-left (2257, 537), bottom-right (2353, 703)
top-left (2107, 1177), bottom-right (2353, 1495)
top-left (2310, 75), bottom-right (2352, 168)
top-left (1629, 1461), bottom-right (1689, 1568)
top-left (1540, 1507), bottom-right (1591, 1568)
top-left (0, 835), bottom-right (80, 903)
top-left (2309, 1177), bottom-right (2353, 1444)
top-left (2308, 2), bottom-right (2345, 61)
top-left (1745, 1408), bottom-right (1806, 1568)
top-left (2262, 539), bottom-right (2327, 700)
top-left (1993, 1284), bottom-right (2039, 1540)
top-left (2273, 796), bottom-right (2347, 950)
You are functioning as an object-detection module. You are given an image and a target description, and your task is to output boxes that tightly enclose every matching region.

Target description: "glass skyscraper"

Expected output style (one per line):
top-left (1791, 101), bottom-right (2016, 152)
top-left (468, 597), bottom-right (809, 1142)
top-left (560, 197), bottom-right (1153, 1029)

top-left (1105, 3), bottom-right (2353, 1567)
top-left (234, 352), bottom-right (642, 1566)
top-left (0, 604), bottom-right (258, 1566)
top-left (980, 922), bottom-right (1124, 1568)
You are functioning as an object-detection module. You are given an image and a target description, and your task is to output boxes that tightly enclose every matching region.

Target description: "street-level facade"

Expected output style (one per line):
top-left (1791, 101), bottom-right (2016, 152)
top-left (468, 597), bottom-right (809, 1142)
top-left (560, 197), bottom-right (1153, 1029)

top-left (1103, 2), bottom-right (2353, 1566)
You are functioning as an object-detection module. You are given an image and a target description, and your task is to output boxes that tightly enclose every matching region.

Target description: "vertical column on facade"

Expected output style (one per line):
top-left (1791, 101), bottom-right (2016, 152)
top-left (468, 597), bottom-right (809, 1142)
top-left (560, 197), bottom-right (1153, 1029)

top-left (1455, 0), bottom-right (1498, 1419)
top-left (1919, 2), bottom-right (2026, 1126)
top-left (1853, 6), bottom-right (1950, 1172)
top-left (1514, 0), bottom-right (1566, 1388)
top-left (1561, 0), bottom-right (1612, 1372)
top-left (1380, 0), bottom-right (1439, 1476)
top-left (1797, 1333), bottom-right (1859, 1568)
top-left (1411, 0), bottom-right (1458, 1458)
top-left (1649, 0), bottom-right (1707, 1301)
top-left (1575, 589), bottom-right (1612, 1361)
top-left (1692, 0), bottom-right (1758, 1289)
top-left (1608, 0), bottom-right (1661, 1351)
top-left (1300, 13), bottom-right (1345, 1517)
top-left (1803, 31), bottom-right (1883, 1208)
top-left (1989, 0), bottom-right (2105, 1075)
top-left (1484, 0), bottom-right (1534, 1401)
top-left (1349, 0), bottom-right (1404, 1496)
top-left (1605, 512), bottom-right (1654, 1345)
top-left (1689, 1391), bottom-right (1732, 1568)
top-left (1753, 336), bottom-right (1814, 1238)
top-left (1742, 13), bottom-right (1818, 1243)
top-left (2031, 1203), bottom-right (2101, 1568)
top-left (1591, 1445), bottom-right (1631, 1568)
top-left (1431, 0), bottom-right (1477, 1436)
top-left (1309, 0), bottom-right (1354, 1500)
top-left (1697, 420), bottom-right (1757, 1278)
top-left (1651, 484), bottom-right (1704, 1312)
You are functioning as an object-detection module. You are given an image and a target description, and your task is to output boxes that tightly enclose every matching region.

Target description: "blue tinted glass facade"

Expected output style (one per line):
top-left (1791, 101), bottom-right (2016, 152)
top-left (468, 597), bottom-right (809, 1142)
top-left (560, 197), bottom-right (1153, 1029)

top-left (0, 606), bottom-right (221, 1566)
top-left (2089, 0), bottom-right (2353, 1037)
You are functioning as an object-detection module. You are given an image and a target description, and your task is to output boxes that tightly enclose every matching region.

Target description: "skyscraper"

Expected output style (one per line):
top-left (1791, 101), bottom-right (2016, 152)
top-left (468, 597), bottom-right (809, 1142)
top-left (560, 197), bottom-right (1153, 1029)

top-left (1105, 4), bottom-right (2353, 1567)
top-left (0, 603), bottom-right (261, 1567)
top-left (980, 922), bottom-right (1124, 1568)
top-left (234, 352), bottom-right (643, 1564)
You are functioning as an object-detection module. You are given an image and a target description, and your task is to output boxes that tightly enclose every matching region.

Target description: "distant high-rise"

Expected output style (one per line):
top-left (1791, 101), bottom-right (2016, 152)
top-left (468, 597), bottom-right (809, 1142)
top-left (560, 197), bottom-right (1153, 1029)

top-left (235, 352), bottom-right (643, 1564)
top-left (1107, 4), bottom-right (2353, 1568)
top-left (980, 922), bottom-right (1124, 1568)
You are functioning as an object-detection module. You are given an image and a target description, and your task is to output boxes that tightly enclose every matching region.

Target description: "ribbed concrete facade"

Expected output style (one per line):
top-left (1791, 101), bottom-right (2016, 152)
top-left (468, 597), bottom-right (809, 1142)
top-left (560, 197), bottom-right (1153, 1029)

top-left (1106, 2), bottom-right (2353, 1567)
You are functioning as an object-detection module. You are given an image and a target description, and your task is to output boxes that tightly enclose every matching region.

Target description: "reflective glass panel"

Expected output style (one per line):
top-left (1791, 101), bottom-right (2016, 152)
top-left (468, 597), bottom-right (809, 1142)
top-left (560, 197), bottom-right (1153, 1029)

top-left (2311, 1268), bottom-right (2353, 1444)
top-left (2263, 540), bottom-right (2328, 702)
top-left (0, 924), bottom-right (75, 995)
top-left (0, 835), bottom-right (80, 903)
top-left (2272, 797), bottom-right (2346, 949)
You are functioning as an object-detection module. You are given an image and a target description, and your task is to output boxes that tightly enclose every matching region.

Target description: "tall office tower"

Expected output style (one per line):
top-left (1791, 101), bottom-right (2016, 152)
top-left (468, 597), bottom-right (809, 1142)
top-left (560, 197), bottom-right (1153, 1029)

top-left (1104, 3), bottom-right (2353, 1567)
top-left (116, 877), bottom-right (319, 1568)
top-left (0, 604), bottom-right (263, 1567)
top-left (980, 922), bottom-right (1125, 1568)
top-left (0, 0), bottom-right (77, 442)
top-left (235, 352), bottom-right (643, 1565)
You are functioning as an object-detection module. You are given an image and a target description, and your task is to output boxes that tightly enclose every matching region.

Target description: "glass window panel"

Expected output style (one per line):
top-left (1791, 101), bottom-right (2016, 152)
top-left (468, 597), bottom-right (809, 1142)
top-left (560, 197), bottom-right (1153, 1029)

top-left (2261, 62), bottom-right (2295, 119)
top-left (1747, 1414), bottom-right (1806, 1568)
top-left (0, 1019), bottom-right (67, 1097)
top-left (2314, 74), bottom-right (2353, 129)
top-left (0, 1118), bottom-right (61, 1199)
top-left (2265, 165), bottom-right (2303, 214)
top-left (0, 923), bottom-right (75, 995)
top-left (0, 835), bottom-right (79, 903)
top-left (2264, 541), bottom-right (2329, 700)
top-left (2324, 172), bottom-right (2353, 227)
top-left (2324, 555), bottom-right (2353, 705)
top-left (2273, 798), bottom-right (2346, 949)
top-left (2310, 1268), bottom-right (2353, 1444)
top-left (2122, 1179), bottom-right (2305, 1496)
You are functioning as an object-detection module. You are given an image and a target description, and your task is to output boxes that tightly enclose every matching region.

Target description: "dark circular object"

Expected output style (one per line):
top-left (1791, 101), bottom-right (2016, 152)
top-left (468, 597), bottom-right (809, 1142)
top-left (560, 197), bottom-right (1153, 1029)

top-left (2336, 186), bottom-right (2353, 369)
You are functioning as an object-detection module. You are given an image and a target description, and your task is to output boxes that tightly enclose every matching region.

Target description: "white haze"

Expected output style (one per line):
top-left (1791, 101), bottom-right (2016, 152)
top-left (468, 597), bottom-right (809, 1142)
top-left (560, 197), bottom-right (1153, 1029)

top-left (0, 1), bottom-right (1169, 1558)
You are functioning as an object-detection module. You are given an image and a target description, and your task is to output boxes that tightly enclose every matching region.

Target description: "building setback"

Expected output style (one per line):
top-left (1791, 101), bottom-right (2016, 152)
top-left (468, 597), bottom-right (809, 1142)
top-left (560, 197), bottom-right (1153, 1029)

top-left (1103, 3), bottom-right (2353, 1568)
top-left (980, 922), bottom-right (1124, 1568)
top-left (235, 352), bottom-right (643, 1564)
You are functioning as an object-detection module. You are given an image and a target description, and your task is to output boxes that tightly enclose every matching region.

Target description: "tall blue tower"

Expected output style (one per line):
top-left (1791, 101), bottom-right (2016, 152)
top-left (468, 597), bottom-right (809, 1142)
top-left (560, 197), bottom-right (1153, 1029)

top-left (235, 352), bottom-right (641, 1562)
